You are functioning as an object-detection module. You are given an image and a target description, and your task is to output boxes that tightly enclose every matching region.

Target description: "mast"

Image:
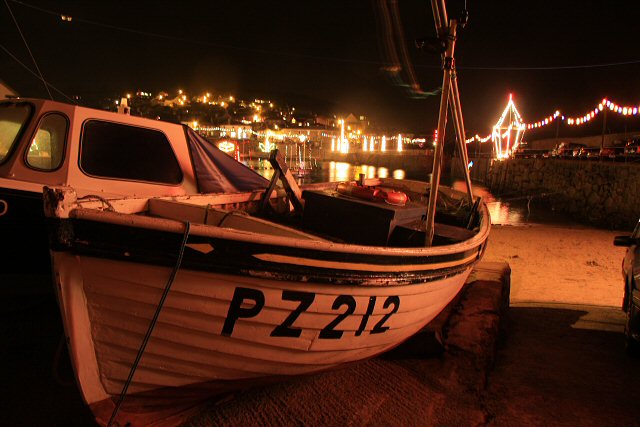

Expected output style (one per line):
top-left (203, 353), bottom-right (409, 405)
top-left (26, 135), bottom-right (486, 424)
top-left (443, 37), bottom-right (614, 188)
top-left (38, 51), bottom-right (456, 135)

top-left (424, 0), bottom-right (473, 246)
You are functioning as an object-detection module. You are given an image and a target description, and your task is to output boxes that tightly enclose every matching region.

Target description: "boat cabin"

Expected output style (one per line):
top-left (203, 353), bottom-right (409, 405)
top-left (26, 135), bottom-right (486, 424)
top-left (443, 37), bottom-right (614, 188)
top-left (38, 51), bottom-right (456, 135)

top-left (0, 98), bottom-right (268, 273)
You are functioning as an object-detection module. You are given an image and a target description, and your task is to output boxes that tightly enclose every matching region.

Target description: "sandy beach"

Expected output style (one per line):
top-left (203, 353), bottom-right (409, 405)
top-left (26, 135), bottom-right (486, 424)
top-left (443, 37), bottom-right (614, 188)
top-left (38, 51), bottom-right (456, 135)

top-left (482, 223), bottom-right (628, 308)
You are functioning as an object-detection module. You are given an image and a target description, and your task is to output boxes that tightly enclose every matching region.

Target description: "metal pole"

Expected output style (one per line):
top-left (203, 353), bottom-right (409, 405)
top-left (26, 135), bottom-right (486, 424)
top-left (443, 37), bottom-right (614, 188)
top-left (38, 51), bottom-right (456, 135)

top-left (449, 74), bottom-right (473, 205)
top-left (430, 0), bottom-right (447, 35)
top-left (601, 108), bottom-right (607, 149)
top-left (425, 19), bottom-right (458, 247)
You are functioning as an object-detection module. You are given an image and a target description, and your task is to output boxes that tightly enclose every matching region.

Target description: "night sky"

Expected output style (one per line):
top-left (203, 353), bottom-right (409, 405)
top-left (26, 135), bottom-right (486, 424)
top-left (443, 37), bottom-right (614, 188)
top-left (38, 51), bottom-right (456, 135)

top-left (2, 0), bottom-right (640, 136)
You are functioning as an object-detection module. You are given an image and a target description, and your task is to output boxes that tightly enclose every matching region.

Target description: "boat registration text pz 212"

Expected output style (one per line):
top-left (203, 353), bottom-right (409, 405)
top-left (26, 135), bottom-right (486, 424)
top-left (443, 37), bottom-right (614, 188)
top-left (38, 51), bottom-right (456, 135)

top-left (222, 287), bottom-right (400, 339)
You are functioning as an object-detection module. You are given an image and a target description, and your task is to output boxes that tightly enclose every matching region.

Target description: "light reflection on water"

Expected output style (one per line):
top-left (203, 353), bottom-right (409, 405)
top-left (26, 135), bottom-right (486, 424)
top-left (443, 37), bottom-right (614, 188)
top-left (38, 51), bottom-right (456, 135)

top-left (449, 180), bottom-right (526, 225)
top-left (247, 159), bottom-right (566, 226)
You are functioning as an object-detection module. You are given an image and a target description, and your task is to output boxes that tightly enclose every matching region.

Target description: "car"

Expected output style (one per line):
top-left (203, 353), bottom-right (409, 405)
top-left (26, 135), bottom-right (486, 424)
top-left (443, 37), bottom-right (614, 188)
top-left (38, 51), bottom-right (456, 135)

top-left (577, 147), bottom-right (599, 160)
top-left (624, 137), bottom-right (640, 160)
top-left (599, 146), bottom-right (625, 161)
top-left (555, 141), bottom-right (586, 158)
top-left (614, 219), bottom-right (640, 355)
top-left (511, 142), bottom-right (547, 159)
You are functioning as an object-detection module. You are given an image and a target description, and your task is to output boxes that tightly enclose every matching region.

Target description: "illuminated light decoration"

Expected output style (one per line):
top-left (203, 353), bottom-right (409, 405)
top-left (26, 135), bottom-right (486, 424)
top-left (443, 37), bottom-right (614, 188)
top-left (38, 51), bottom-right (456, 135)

top-left (218, 141), bottom-right (235, 153)
top-left (433, 129), bottom-right (438, 146)
top-left (527, 98), bottom-right (640, 128)
top-left (397, 133), bottom-right (402, 152)
top-left (492, 94), bottom-right (525, 160)
top-left (260, 130), bottom-right (276, 153)
top-left (369, 136), bottom-right (375, 151)
top-left (464, 133), bottom-right (492, 144)
top-left (363, 136), bottom-right (368, 152)
top-left (339, 119), bottom-right (349, 153)
top-left (381, 135), bottom-right (387, 152)
top-left (392, 169), bottom-right (405, 179)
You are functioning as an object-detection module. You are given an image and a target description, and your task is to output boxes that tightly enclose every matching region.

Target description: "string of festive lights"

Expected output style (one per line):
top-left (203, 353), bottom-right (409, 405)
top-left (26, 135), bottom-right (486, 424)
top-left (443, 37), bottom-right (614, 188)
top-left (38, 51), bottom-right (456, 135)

top-left (527, 98), bottom-right (640, 129)
top-left (467, 96), bottom-right (640, 147)
top-left (465, 134), bottom-right (492, 143)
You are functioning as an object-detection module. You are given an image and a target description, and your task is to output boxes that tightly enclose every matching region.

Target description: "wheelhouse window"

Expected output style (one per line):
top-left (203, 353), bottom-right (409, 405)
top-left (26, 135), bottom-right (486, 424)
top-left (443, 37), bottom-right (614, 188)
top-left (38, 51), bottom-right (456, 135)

top-left (26, 113), bottom-right (68, 171)
top-left (0, 102), bottom-right (33, 164)
top-left (80, 120), bottom-right (183, 184)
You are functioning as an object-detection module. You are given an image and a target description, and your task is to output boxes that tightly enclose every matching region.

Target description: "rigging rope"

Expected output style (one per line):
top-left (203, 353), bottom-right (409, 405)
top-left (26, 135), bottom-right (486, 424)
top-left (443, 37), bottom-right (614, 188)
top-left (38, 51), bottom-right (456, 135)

top-left (0, 43), bottom-right (76, 103)
top-left (107, 221), bottom-right (191, 427)
top-left (4, 0), bottom-right (53, 99)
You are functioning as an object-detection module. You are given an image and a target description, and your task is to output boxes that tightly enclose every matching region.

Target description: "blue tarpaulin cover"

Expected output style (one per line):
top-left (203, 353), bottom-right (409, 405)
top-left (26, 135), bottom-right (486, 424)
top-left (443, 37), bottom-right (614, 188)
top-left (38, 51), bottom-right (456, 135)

top-left (185, 126), bottom-right (269, 193)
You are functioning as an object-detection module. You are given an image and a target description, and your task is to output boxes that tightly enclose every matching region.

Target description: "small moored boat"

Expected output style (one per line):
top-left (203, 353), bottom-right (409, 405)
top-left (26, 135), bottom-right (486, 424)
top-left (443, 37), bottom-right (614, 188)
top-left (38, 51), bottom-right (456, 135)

top-left (44, 172), bottom-right (489, 426)
top-left (43, 0), bottom-right (487, 424)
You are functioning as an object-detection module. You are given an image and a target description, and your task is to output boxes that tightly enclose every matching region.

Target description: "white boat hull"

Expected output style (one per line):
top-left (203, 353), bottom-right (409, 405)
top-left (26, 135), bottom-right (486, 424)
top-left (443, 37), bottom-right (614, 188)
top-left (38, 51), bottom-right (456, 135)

top-left (53, 251), bottom-right (471, 425)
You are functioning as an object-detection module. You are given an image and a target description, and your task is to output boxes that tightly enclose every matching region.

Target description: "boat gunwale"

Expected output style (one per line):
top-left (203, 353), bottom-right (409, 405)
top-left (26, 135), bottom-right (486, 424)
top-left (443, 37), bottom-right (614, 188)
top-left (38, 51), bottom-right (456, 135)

top-left (65, 201), bottom-right (490, 259)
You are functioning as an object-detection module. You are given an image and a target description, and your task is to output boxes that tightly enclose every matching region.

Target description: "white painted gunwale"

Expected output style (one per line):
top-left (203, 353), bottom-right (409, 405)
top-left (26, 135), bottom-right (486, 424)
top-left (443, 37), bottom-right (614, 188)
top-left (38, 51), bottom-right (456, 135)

top-left (67, 201), bottom-right (490, 260)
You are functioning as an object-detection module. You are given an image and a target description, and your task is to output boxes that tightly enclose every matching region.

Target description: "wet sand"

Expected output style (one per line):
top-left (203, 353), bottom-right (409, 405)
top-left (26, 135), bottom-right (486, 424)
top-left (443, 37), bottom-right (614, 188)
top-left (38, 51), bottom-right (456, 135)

top-left (482, 224), bottom-right (640, 426)
top-left (483, 224), bottom-right (626, 308)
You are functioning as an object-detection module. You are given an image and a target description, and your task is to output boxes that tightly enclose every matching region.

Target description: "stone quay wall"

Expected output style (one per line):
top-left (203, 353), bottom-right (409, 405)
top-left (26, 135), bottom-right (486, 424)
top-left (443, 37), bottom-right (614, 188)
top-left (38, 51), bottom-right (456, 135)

top-left (487, 159), bottom-right (640, 229)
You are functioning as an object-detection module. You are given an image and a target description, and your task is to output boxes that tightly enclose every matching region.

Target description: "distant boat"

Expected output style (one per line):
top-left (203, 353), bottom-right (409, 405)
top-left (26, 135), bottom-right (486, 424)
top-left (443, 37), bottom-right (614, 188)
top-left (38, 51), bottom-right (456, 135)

top-left (44, 173), bottom-right (489, 426)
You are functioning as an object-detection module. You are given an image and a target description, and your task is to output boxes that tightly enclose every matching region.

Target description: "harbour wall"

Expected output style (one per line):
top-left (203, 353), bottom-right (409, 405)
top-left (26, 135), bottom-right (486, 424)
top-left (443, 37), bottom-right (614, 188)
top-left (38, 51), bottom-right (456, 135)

top-left (485, 158), bottom-right (640, 229)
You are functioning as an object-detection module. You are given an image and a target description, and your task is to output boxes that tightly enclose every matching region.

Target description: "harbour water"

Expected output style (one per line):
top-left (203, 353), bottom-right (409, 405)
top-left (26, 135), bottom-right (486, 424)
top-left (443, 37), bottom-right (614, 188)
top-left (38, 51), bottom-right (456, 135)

top-left (249, 159), bottom-right (573, 227)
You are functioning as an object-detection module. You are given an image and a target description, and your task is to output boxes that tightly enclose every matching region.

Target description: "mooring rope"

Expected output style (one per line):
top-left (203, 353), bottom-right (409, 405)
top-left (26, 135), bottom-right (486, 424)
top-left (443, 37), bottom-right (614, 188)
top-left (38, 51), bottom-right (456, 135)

top-left (77, 194), bottom-right (115, 212)
top-left (107, 221), bottom-right (191, 427)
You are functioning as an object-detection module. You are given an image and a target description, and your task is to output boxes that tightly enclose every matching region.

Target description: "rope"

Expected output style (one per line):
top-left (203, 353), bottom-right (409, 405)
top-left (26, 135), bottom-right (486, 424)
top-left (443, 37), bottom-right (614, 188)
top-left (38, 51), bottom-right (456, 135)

top-left (4, 0), bottom-right (53, 99)
top-left (0, 43), bottom-right (76, 103)
top-left (77, 194), bottom-right (115, 211)
top-left (107, 221), bottom-right (191, 427)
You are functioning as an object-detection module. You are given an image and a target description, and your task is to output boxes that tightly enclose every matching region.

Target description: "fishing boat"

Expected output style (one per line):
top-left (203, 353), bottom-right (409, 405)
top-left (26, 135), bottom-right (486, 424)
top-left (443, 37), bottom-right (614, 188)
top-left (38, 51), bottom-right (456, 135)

top-left (43, 0), bottom-right (487, 425)
top-left (44, 169), bottom-right (489, 426)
